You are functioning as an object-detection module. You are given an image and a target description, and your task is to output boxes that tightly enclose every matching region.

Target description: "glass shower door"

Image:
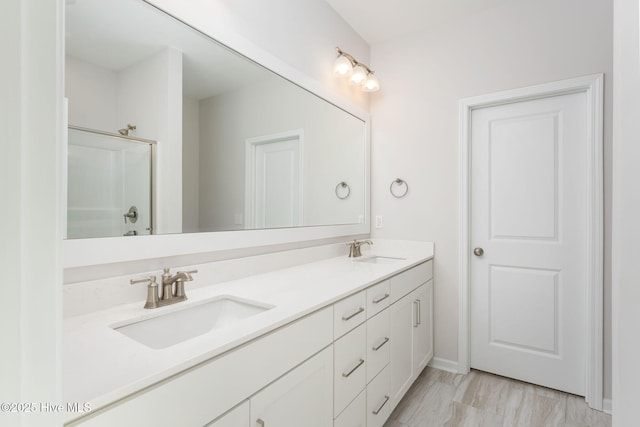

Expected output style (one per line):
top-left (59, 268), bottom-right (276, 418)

top-left (66, 127), bottom-right (154, 238)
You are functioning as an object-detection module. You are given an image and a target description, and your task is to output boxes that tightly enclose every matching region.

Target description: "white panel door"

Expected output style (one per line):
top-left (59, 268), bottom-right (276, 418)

top-left (470, 91), bottom-right (587, 395)
top-left (252, 136), bottom-right (301, 228)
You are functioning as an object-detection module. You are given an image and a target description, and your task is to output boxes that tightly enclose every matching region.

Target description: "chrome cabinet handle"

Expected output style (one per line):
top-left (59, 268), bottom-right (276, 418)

top-left (372, 395), bottom-right (390, 415)
top-left (256, 419), bottom-right (265, 427)
top-left (342, 306), bottom-right (365, 321)
top-left (417, 299), bottom-right (421, 325)
top-left (372, 293), bottom-right (390, 304)
top-left (413, 301), bottom-right (419, 327)
top-left (372, 337), bottom-right (390, 351)
top-left (474, 247), bottom-right (484, 256)
top-left (342, 358), bottom-right (365, 377)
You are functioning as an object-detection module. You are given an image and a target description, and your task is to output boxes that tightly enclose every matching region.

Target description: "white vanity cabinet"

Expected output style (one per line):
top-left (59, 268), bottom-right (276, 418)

top-left (66, 256), bottom-right (434, 427)
top-left (251, 346), bottom-right (334, 427)
top-left (68, 308), bottom-right (333, 427)
top-left (389, 261), bottom-right (433, 410)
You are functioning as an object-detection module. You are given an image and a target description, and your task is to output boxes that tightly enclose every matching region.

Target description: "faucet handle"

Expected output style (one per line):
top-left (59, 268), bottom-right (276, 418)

top-left (130, 275), bottom-right (156, 285)
top-left (174, 269), bottom-right (198, 299)
top-left (130, 275), bottom-right (159, 309)
top-left (178, 269), bottom-right (198, 278)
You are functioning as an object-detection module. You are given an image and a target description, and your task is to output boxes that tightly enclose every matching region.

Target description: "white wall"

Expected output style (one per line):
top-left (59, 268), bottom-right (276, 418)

top-left (369, 0), bottom-right (613, 398)
top-left (65, 56), bottom-right (118, 131)
top-left (612, 0), bottom-right (640, 423)
top-left (0, 0), bottom-right (63, 426)
top-left (182, 96), bottom-right (200, 233)
top-left (117, 47), bottom-right (183, 234)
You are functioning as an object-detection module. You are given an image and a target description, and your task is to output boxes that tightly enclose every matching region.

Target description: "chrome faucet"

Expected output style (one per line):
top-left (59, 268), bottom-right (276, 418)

top-left (347, 239), bottom-right (373, 258)
top-left (130, 268), bottom-right (198, 309)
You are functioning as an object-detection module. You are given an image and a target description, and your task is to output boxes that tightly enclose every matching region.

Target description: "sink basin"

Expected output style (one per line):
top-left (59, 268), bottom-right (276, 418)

top-left (112, 296), bottom-right (273, 349)
top-left (354, 256), bottom-right (405, 264)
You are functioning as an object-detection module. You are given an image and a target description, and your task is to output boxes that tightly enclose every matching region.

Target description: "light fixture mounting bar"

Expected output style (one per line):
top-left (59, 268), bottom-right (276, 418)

top-left (336, 47), bottom-right (373, 74)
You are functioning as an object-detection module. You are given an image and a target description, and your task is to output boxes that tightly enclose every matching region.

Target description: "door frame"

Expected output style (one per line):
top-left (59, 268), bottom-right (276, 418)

top-left (245, 129), bottom-right (304, 229)
top-left (457, 74), bottom-right (604, 409)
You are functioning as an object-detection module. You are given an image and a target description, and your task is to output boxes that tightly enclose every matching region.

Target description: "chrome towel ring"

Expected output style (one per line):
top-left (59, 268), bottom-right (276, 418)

top-left (390, 178), bottom-right (408, 198)
top-left (335, 181), bottom-right (351, 199)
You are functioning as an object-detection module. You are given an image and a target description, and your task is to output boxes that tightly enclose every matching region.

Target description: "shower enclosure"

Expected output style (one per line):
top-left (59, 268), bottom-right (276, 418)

top-left (66, 126), bottom-right (154, 239)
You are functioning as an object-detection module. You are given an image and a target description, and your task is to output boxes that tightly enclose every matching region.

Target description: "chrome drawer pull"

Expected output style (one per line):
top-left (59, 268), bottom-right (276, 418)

top-left (256, 419), bottom-right (265, 426)
top-left (372, 293), bottom-right (390, 304)
top-left (413, 301), bottom-right (419, 327)
top-left (342, 358), bottom-right (365, 378)
top-left (372, 337), bottom-right (390, 351)
top-left (372, 395), bottom-right (390, 415)
top-left (342, 306), bottom-right (365, 321)
top-left (417, 299), bottom-right (421, 325)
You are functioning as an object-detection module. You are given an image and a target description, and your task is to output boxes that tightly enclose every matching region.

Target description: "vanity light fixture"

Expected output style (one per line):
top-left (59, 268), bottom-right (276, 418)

top-left (333, 47), bottom-right (380, 92)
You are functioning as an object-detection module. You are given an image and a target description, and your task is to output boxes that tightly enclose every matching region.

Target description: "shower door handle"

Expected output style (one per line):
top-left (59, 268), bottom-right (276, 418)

top-left (124, 205), bottom-right (138, 223)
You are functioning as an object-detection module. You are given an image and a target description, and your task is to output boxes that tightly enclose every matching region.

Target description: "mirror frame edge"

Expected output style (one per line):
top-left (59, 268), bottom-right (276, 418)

top-left (63, 1), bottom-right (371, 269)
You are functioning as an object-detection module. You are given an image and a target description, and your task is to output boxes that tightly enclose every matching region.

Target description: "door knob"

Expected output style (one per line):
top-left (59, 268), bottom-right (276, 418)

top-left (473, 247), bottom-right (484, 256)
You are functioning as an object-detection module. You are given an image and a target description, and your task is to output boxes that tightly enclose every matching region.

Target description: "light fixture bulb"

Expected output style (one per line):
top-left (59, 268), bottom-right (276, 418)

top-left (349, 64), bottom-right (368, 86)
top-left (362, 73), bottom-right (380, 92)
top-left (333, 55), bottom-right (353, 77)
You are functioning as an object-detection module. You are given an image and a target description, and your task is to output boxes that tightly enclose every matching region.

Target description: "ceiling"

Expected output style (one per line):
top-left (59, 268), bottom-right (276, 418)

top-left (324, 0), bottom-right (512, 45)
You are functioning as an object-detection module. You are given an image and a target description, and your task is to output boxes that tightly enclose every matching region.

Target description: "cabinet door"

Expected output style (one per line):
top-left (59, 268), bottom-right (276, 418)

top-left (205, 401), bottom-right (249, 427)
top-left (251, 346), bottom-right (333, 427)
top-left (389, 290), bottom-right (415, 408)
top-left (413, 281), bottom-right (434, 375)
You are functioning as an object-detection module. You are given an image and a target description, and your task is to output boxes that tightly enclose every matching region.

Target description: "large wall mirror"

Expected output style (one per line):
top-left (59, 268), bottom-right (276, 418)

top-left (65, 0), bottom-right (366, 239)
top-left (64, 0), bottom-right (367, 244)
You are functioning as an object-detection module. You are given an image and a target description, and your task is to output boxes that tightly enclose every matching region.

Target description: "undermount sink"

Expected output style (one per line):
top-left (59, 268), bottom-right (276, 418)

top-left (354, 256), bottom-right (405, 264)
top-left (111, 296), bottom-right (273, 349)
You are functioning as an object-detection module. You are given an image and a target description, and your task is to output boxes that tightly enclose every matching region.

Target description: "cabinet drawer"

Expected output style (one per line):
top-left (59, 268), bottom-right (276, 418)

top-left (334, 290), bottom-right (367, 339)
top-left (366, 308), bottom-right (390, 384)
top-left (390, 260), bottom-right (432, 303)
top-left (366, 367), bottom-right (391, 427)
top-left (333, 390), bottom-right (365, 427)
top-left (334, 323), bottom-right (367, 417)
top-left (366, 280), bottom-right (390, 318)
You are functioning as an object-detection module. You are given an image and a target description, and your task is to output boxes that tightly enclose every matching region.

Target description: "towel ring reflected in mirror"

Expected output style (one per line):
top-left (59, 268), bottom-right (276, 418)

top-left (335, 181), bottom-right (351, 200)
top-left (390, 178), bottom-right (409, 198)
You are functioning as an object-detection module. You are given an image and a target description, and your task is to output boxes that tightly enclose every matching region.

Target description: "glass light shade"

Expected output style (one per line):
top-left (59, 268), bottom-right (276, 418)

top-left (362, 73), bottom-right (380, 92)
top-left (333, 55), bottom-right (353, 77)
top-left (349, 64), bottom-right (368, 86)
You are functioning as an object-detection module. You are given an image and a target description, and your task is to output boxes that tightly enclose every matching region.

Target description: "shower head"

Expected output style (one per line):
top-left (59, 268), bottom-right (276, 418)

top-left (118, 124), bottom-right (136, 136)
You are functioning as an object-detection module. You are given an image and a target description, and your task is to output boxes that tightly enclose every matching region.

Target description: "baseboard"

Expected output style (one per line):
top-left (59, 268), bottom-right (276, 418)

top-left (603, 398), bottom-right (612, 415)
top-left (428, 357), bottom-right (459, 373)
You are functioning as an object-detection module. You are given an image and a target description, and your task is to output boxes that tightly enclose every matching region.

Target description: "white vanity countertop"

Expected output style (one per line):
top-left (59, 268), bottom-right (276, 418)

top-left (63, 240), bottom-right (434, 421)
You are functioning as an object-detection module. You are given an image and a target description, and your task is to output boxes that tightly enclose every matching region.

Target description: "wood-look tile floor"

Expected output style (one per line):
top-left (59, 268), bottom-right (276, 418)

top-left (384, 367), bottom-right (611, 427)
